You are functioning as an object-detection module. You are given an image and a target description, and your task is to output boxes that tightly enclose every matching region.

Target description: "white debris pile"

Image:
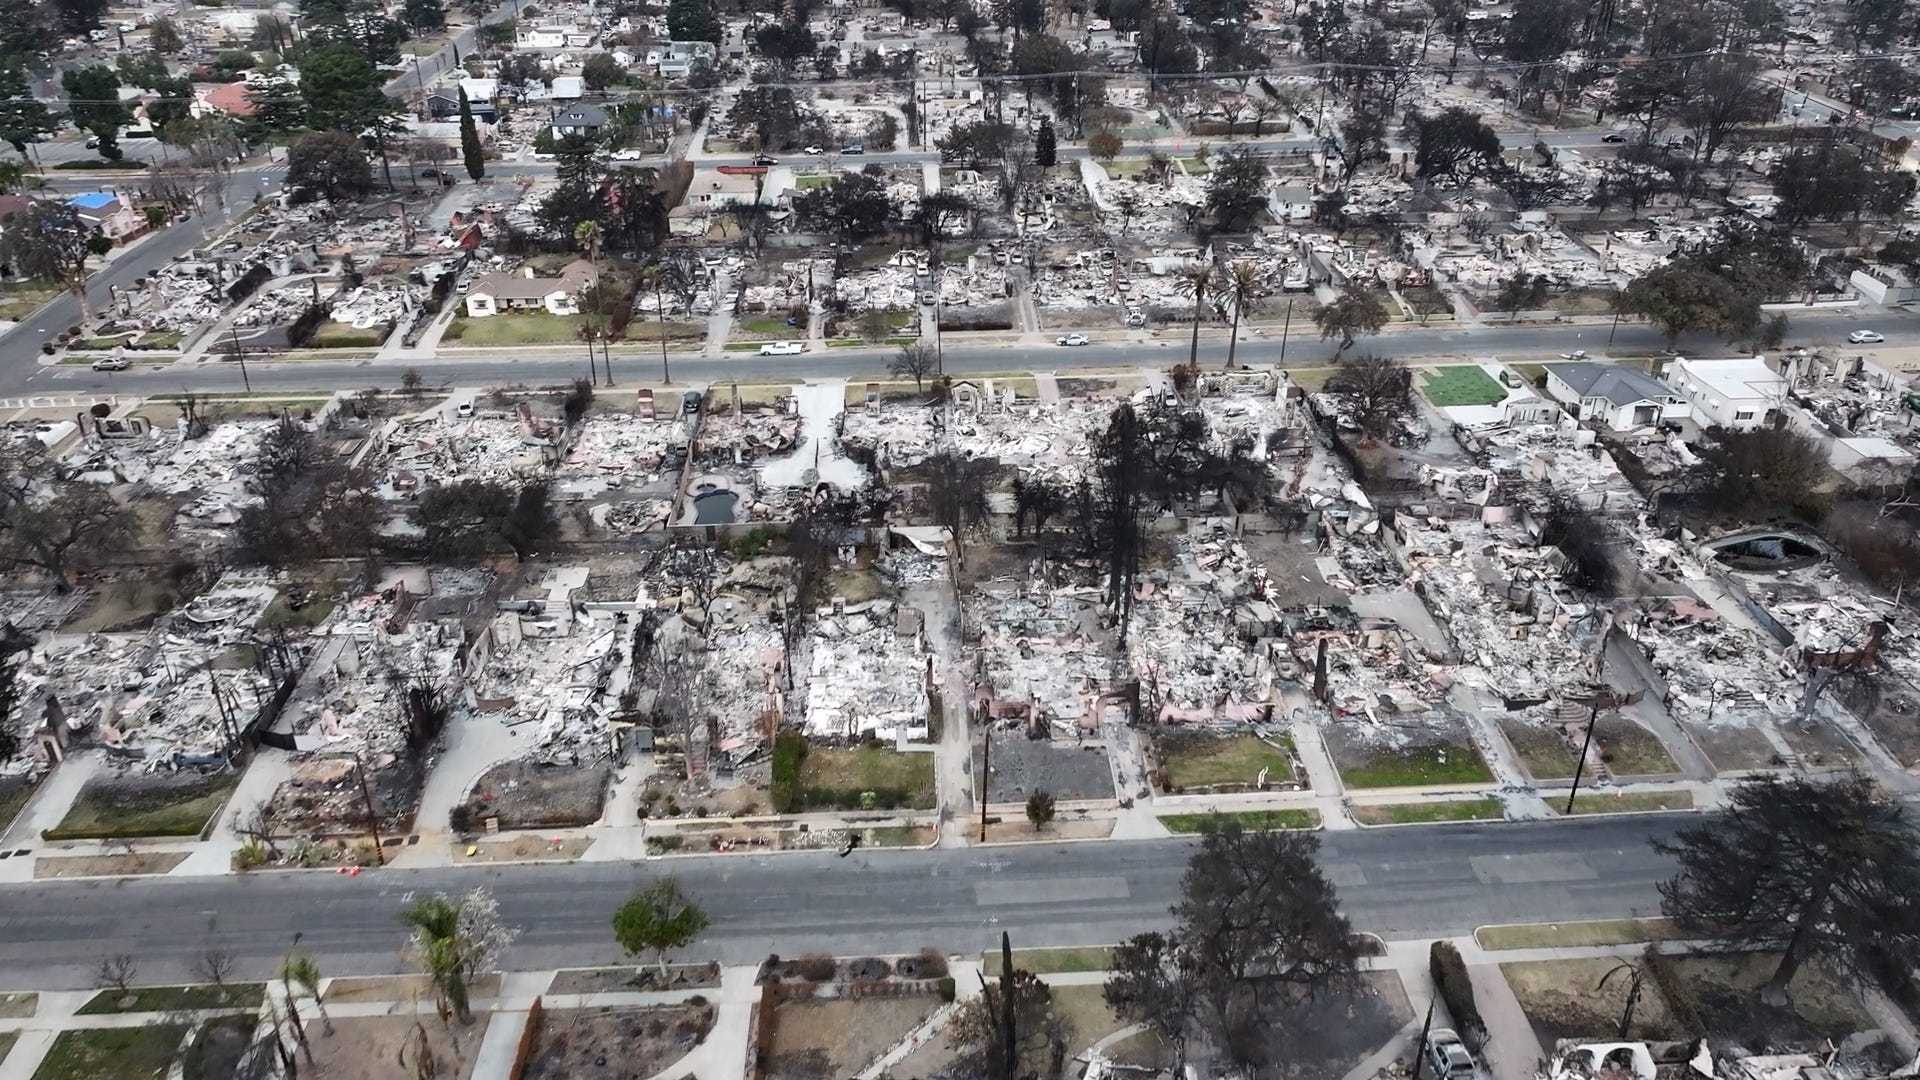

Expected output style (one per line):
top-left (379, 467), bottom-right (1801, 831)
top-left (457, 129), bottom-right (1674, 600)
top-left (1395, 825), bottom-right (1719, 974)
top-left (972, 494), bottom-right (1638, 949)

top-left (1196, 382), bottom-right (1293, 461)
top-left (833, 257), bottom-right (924, 311)
top-left (284, 628), bottom-right (463, 756)
top-left (19, 629), bottom-right (275, 763)
top-left (330, 280), bottom-right (417, 328)
top-left (78, 421), bottom-right (276, 516)
top-left (595, 499), bottom-right (674, 533)
top-left (1621, 601), bottom-right (1800, 722)
top-left (233, 282), bottom-right (325, 328)
top-left (938, 255), bottom-right (1009, 307)
top-left (968, 583), bottom-right (1116, 732)
top-left (1030, 247), bottom-right (1126, 312)
top-left (124, 263), bottom-right (226, 332)
top-left (695, 616), bottom-right (785, 744)
top-left (1127, 527), bottom-right (1275, 724)
top-left (470, 607), bottom-right (623, 753)
top-left (801, 599), bottom-right (928, 740)
top-left (1476, 423), bottom-right (1643, 514)
top-left (554, 411), bottom-right (686, 494)
top-left (841, 395), bottom-right (1111, 482)
top-left (377, 414), bottom-right (556, 494)
top-left (1391, 513), bottom-right (1604, 700)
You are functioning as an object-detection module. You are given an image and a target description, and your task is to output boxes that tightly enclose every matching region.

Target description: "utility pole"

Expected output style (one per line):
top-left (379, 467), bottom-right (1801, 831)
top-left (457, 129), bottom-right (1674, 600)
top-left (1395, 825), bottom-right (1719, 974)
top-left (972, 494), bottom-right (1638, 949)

top-left (999, 932), bottom-right (1017, 1080)
top-left (1410, 993), bottom-right (1436, 1080)
top-left (979, 723), bottom-right (990, 842)
top-left (1278, 297), bottom-right (1293, 366)
top-left (355, 753), bottom-right (386, 865)
top-left (655, 278), bottom-right (671, 383)
top-left (1564, 702), bottom-right (1601, 814)
top-left (228, 326), bottom-right (251, 392)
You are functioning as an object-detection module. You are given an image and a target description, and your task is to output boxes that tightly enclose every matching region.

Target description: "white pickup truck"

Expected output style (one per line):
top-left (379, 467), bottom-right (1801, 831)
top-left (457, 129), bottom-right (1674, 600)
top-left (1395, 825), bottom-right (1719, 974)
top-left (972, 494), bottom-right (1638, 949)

top-left (1424, 1029), bottom-right (1487, 1080)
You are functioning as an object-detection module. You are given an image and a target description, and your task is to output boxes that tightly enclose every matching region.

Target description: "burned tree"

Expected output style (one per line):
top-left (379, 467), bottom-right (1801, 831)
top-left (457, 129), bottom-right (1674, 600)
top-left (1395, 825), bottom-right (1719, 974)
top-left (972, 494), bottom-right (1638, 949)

top-left (1654, 773), bottom-right (1920, 1005)
top-left (1538, 493), bottom-right (1618, 595)
top-left (926, 451), bottom-right (997, 564)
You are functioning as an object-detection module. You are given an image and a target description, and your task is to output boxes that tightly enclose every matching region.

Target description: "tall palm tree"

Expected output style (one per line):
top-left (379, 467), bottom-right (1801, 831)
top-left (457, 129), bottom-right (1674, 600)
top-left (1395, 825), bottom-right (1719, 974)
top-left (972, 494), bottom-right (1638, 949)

top-left (282, 951), bottom-right (334, 1036)
top-left (1177, 262), bottom-right (1219, 374)
top-left (1223, 261), bottom-right (1261, 371)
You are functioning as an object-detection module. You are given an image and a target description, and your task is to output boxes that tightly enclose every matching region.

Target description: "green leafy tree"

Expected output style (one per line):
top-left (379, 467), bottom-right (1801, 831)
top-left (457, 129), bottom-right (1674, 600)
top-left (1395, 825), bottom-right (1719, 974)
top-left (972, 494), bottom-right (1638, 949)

top-left (281, 952), bottom-right (334, 1035)
top-left (582, 52), bottom-right (624, 90)
top-left (1313, 284), bottom-right (1388, 349)
top-left (1655, 774), bottom-right (1920, 1005)
top-left (667, 0), bottom-right (722, 41)
top-left (246, 78), bottom-right (306, 138)
top-left (62, 66), bottom-right (130, 161)
top-left (1324, 352), bottom-right (1412, 441)
top-left (1616, 262), bottom-right (1758, 348)
top-left (403, 0), bottom-right (444, 31)
top-left (0, 202), bottom-right (99, 320)
top-left (0, 442), bottom-right (141, 592)
top-left (1492, 271), bottom-right (1549, 321)
top-left (147, 16), bottom-right (183, 53)
top-left (1410, 106), bottom-right (1502, 182)
top-left (299, 45), bottom-right (405, 187)
top-left (1204, 146), bottom-right (1266, 232)
top-left (1088, 129), bottom-right (1122, 162)
top-left (458, 86), bottom-right (485, 181)
top-left (288, 131), bottom-right (375, 203)
top-left (500, 481), bottom-right (558, 561)
top-left (794, 169), bottom-right (896, 243)
top-left (0, 65), bottom-right (60, 157)
top-left (613, 878), bottom-right (711, 978)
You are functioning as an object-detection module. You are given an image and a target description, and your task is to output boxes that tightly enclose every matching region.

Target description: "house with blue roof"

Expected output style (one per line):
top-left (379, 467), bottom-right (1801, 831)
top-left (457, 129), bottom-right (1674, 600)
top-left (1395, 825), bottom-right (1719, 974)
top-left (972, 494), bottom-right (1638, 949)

top-left (66, 191), bottom-right (143, 242)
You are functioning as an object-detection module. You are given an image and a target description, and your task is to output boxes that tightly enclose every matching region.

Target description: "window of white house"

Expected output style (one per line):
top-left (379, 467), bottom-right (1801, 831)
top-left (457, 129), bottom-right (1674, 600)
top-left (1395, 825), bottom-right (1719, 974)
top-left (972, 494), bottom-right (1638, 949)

top-left (1734, 410), bottom-right (1754, 420)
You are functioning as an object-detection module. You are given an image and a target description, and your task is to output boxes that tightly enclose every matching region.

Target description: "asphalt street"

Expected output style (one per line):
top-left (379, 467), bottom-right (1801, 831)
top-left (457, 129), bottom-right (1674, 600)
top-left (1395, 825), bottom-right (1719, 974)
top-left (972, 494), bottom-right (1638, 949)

top-left (20, 305), bottom-right (1914, 400)
top-left (0, 817), bottom-right (1683, 988)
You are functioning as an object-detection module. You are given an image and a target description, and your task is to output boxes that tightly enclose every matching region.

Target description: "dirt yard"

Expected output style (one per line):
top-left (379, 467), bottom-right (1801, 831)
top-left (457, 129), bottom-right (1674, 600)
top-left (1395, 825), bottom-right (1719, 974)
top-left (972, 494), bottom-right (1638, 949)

top-left (763, 996), bottom-right (940, 1080)
top-left (302, 1013), bottom-right (489, 1080)
top-left (1687, 721), bottom-right (1782, 773)
top-left (1503, 957), bottom-right (1681, 1046)
top-left (457, 758), bottom-right (611, 831)
top-left (523, 1003), bottom-right (715, 1080)
top-left (548, 963), bottom-right (722, 995)
top-left (1664, 953), bottom-right (1874, 1050)
top-left (976, 737), bottom-right (1116, 803)
top-left (1246, 970), bottom-right (1411, 1079)
top-left (35, 852), bottom-right (189, 879)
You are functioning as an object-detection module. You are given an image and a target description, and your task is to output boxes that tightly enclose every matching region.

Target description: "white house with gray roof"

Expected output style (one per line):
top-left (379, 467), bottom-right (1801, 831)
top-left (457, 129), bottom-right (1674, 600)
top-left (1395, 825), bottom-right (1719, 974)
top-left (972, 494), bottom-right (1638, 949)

top-left (1543, 362), bottom-right (1692, 432)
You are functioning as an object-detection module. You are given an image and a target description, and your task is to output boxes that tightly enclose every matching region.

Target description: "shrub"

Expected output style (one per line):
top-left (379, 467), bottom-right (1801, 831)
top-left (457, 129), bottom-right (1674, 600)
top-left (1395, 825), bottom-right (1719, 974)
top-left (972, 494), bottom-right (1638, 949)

top-left (231, 840), bottom-right (268, 871)
top-left (1430, 941), bottom-right (1486, 1046)
top-left (285, 302), bottom-right (333, 348)
top-left (916, 947), bottom-right (949, 978)
top-left (794, 953), bottom-right (836, 982)
top-left (936, 976), bottom-right (956, 1002)
top-left (770, 731), bottom-right (808, 813)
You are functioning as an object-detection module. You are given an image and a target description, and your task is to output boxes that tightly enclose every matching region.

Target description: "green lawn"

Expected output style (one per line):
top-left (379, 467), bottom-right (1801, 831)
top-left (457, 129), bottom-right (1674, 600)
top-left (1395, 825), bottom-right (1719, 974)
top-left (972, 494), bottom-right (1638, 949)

top-left (1509, 361), bottom-right (1549, 386)
top-left (1475, 917), bottom-right (1683, 951)
top-left (982, 946), bottom-right (1113, 977)
top-left (1177, 156), bottom-right (1211, 175)
top-left (1420, 365), bottom-right (1508, 407)
top-left (44, 772), bottom-right (241, 841)
top-left (443, 311), bottom-right (584, 345)
top-left (76, 983), bottom-right (265, 1015)
top-left (1337, 742), bottom-right (1494, 789)
top-left (306, 321), bottom-right (391, 349)
top-left (0, 1032), bottom-right (15, 1069)
top-left (1499, 720), bottom-right (1579, 781)
top-left (827, 336), bottom-right (915, 348)
top-left (127, 330), bottom-right (185, 350)
top-left (796, 174), bottom-right (834, 190)
top-left (1158, 809), bottom-right (1319, 833)
top-left (622, 320), bottom-right (702, 341)
top-left (1160, 734), bottom-right (1295, 791)
top-left (32, 1025), bottom-right (188, 1080)
top-left (1350, 797), bottom-right (1505, 825)
top-left (736, 315), bottom-right (803, 338)
top-left (792, 746), bottom-right (936, 811)
top-left (1554, 790), bottom-right (1694, 815)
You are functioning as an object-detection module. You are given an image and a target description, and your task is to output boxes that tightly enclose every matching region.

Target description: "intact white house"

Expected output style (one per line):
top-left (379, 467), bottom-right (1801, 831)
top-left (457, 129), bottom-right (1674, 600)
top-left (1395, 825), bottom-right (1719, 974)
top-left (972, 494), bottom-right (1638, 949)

top-left (1663, 356), bottom-right (1786, 430)
top-left (1543, 362), bottom-right (1692, 431)
top-left (464, 260), bottom-right (598, 318)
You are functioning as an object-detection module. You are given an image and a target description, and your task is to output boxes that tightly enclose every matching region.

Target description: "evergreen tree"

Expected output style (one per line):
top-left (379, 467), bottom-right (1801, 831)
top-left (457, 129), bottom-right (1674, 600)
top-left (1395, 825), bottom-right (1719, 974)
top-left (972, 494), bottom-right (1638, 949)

top-left (458, 86), bottom-right (484, 181)
top-left (1034, 117), bottom-right (1056, 169)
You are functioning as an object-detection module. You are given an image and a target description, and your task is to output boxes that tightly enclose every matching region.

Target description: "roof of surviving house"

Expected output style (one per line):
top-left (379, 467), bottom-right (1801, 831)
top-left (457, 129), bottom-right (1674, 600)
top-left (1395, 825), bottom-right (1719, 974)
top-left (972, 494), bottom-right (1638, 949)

top-left (1544, 362), bottom-right (1674, 406)
top-left (470, 259), bottom-right (597, 300)
top-left (69, 192), bottom-right (120, 211)
top-left (554, 104), bottom-right (608, 127)
top-left (1667, 356), bottom-right (1784, 400)
top-left (202, 81), bottom-right (257, 117)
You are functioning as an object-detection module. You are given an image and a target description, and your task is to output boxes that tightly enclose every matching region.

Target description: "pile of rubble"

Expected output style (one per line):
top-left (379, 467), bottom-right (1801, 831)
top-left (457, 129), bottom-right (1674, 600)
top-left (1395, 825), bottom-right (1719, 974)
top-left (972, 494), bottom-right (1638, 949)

top-left (800, 600), bottom-right (928, 740)
top-left (375, 412), bottom-right (557, 495)
top-left (969, 579), bottom-right (1116, 735)
top-left (1127, 528), bottom-right (1275, 724)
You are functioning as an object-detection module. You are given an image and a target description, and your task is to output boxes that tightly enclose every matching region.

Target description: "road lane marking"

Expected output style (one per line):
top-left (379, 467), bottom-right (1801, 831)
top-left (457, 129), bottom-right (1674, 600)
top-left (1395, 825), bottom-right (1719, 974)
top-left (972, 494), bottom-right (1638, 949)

top-left (974, 876), bottom-right (1129, 905)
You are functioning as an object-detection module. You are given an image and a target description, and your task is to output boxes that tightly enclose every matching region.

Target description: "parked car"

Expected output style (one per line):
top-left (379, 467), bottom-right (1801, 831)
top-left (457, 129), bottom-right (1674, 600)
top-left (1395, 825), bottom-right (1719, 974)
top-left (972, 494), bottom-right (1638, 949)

top-left (611, 148), bottom-right (645, 161)
top-left (1601, 133), bottom-right (1627, 143)
top-left (841, 143), bottom-right (864, 154)
top-left (1849, 330), bottom-right (1886, 344)
top-left (1424, 1029), bottom-right (1484, 1080)
top-left (758, 341), bottom-right (805, 355)
top-left (455, 400), bottom-right (475, 417)
top-left (803, 145), bottom-right (824, 155)
top-left (752, 154), bottom-right (778, 165)
top-left (90, 355), bottom-right (130, 371)
top-left (421, 168), bottom-right (441, 179)
top-left (1057, 333), bottom-right (1090, 346)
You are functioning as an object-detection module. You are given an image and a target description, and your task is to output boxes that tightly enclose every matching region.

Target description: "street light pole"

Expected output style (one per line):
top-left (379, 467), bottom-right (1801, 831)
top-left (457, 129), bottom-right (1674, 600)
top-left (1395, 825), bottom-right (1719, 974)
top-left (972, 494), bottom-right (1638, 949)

top-left (355, 753), bottom-right (386, 866)
top-left (1278, 297), bottom-right (1294, 366)
top-left (228, 326), bottom-right (251, 392)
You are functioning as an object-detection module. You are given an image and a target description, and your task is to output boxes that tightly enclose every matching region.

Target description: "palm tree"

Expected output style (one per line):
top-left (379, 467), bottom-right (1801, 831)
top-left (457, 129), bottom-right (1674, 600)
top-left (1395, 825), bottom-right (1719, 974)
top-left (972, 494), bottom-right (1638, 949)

top-left (1176, 262), bottom-right (1219, 374)
top-left (282, 951), bottom-right (334, 1036)
top-left (400, 895), bottom-right (472, 1024)
top-left (1222, 262), bottom-right (1261, 371)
